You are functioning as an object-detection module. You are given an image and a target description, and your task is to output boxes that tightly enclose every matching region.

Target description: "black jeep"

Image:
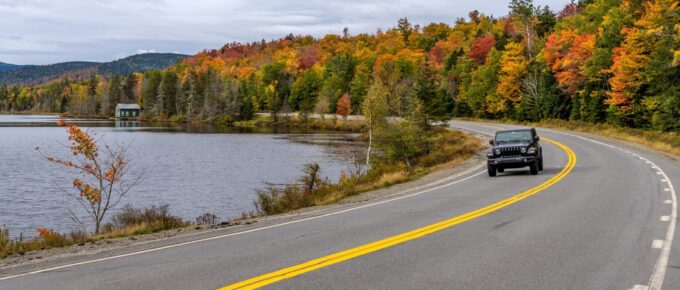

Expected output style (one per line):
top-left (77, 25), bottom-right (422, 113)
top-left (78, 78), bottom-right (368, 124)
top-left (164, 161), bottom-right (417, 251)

top-left (487, 128), bottom-right (543, 177)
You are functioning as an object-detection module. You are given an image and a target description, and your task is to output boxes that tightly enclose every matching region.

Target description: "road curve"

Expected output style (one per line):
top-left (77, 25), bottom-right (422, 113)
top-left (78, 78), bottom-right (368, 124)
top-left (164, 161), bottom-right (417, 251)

top-left (1, 121), bottom-right (679, 290)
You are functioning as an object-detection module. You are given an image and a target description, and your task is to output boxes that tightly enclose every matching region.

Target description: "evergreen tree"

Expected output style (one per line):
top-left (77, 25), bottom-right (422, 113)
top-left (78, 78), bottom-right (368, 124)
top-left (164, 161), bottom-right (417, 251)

top-left (414, 56), bottom-right (439, 125)
top-left (107, 76), bottom-right (122, 116)
top-left (122, 74), bottom-right (136, 103)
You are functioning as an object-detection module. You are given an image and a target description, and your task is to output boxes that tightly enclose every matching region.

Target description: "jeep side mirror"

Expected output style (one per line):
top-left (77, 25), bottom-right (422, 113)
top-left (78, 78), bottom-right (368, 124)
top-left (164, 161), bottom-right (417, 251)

top-left (534, 136), bottom-right (540, 141)
top-left (489, 139), bottom-right (495, 145)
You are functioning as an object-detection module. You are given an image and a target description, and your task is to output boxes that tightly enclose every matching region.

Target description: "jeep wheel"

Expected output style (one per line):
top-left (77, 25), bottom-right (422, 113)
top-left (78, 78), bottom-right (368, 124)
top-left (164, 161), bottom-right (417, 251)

top-left (538, 156), bottom-right (544, 171)
top-left (529, 159), bottom-right (539, 175)
top-left (497, 168), bottom-right (505, 173)
top-left (488, 164), bottom-right (497, 177)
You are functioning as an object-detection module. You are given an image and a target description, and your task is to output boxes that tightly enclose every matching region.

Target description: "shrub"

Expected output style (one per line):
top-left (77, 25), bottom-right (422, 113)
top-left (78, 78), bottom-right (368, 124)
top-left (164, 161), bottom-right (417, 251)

top-left (196, 212), bottom-right (219, 225)
top-left (104, 204), bottom-right (186, 234)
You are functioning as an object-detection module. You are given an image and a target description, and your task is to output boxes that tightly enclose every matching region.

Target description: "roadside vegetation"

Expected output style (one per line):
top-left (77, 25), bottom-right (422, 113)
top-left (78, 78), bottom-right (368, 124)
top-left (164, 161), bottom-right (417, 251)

top-left (255, 126), bottom-right (481, 215)
top-left (0, 121), bottom-right (188, 259)
top-left (232, 114), bottom-right (366, 132)
top-left (469, 118), bottom-right (680, 157)
top-left (0, 204), bottom-right (187, 259)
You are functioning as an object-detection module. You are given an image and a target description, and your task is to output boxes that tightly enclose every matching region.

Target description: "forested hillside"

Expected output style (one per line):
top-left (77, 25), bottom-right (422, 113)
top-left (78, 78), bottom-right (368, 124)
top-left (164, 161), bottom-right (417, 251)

top-left (1, 0), bottom-right (679, 131)
top-left (0, 62), bottom-right (24, 72)
top-left (0, 53), bottom-right (186, 86)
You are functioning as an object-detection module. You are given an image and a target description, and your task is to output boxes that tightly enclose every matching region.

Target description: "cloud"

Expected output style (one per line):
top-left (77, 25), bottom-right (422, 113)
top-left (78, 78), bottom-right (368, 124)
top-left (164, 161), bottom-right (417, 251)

top-left (0, 0), bottom-right (571, 65)
top-left (136, 49), bottom-right (157, 55)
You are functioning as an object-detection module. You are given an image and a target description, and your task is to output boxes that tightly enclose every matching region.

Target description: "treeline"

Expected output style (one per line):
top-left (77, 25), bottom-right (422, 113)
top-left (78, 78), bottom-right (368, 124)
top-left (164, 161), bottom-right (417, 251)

top-left (0, 53), bottom-right (187, 86)
top-left (1, 0), bottom-right (679, 131)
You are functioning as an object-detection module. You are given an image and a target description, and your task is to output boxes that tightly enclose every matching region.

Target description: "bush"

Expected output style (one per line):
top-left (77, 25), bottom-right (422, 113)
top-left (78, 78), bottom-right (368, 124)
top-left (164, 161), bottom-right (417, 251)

top-left (104, 204), bottom-right (186, 235)
top-left (196, 212), bottom-right (219, 225)
top-left (253, 128), bottom-right (482, 216)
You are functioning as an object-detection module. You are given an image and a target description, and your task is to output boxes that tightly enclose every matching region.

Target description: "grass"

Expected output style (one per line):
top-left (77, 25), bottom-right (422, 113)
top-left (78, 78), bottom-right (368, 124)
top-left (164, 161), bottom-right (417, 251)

top-left (0, 204), bottom-right (187, 259)
top-left (235, 114), bottom-right (365, 132)
top-left (462, 118), bottom-right (680, 157)
top-left (254, 127), bottom-right (482, 215)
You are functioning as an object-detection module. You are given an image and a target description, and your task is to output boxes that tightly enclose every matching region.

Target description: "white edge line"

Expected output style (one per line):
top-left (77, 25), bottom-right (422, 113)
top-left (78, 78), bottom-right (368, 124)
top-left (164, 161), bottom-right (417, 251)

top-left (458, 122), bottom-right (677, 290)
top-left (537, 128), bottom-right (677, 290)
top-left (0, 139), bottom-right (495, 281)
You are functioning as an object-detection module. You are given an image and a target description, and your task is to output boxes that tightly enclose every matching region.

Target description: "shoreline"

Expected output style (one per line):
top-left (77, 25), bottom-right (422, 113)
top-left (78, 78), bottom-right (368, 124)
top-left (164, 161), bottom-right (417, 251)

top-left (0, 126), bottom-right (486, 270)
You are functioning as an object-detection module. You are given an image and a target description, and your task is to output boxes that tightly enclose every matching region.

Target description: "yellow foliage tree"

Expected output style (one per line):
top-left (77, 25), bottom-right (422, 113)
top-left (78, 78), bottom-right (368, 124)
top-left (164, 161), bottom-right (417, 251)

top-left (493, 42), bottom-right (528, 113)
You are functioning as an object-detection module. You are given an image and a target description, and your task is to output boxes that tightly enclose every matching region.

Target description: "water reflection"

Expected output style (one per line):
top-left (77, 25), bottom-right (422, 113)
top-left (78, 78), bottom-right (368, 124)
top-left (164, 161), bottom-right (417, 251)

top-left (0, 114), bottom-right (365, 237)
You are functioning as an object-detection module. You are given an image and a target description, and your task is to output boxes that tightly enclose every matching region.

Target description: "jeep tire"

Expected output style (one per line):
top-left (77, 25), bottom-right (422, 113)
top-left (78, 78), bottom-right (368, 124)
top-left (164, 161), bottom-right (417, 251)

top-left (488, 164), bottom-right (497, 177)
top-left (529, 159), bottom-right (539, 175)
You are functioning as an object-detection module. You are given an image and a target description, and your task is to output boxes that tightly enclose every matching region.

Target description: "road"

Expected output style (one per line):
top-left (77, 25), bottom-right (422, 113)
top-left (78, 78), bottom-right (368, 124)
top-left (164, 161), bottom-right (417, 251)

top-left (1, 121), bottom-right (678, 290)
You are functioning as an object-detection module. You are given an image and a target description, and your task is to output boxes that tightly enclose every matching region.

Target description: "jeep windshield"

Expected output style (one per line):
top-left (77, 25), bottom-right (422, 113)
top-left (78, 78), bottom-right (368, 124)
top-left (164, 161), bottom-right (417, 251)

top-left (495, 130), bottom-right (532, 144)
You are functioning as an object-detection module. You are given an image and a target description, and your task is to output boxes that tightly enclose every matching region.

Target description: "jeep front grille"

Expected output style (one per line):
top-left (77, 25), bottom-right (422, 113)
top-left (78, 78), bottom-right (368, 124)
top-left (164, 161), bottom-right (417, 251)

top-left (499, 146), bottom-right (522, 156)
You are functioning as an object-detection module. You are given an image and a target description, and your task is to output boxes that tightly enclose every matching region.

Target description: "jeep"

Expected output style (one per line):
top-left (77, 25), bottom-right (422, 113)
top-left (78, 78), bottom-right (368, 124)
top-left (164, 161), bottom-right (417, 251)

top-left (487, 128), bottom-right (543, 177)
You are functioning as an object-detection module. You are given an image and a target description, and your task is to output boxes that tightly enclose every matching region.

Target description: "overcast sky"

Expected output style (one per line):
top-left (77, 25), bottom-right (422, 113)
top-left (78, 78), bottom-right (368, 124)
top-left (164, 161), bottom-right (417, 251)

top-left (0, 0), bottom-right (570, 65)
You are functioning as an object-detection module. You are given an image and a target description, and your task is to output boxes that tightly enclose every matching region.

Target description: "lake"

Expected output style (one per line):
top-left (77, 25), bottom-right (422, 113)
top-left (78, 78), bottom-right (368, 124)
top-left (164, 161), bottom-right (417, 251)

top-left (0, 114), bottom-right (363, 237)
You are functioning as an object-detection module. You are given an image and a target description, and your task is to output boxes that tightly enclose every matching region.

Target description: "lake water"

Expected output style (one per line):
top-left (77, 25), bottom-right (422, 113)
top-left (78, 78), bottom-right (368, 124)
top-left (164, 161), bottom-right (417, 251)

top-left (0, 115), bottom-right (363, 237)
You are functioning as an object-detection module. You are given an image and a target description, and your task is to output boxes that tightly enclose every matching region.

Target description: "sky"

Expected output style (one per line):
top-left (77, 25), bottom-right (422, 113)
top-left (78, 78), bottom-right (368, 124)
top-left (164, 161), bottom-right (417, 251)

top-left (0, 0), bottom-right (570, 65)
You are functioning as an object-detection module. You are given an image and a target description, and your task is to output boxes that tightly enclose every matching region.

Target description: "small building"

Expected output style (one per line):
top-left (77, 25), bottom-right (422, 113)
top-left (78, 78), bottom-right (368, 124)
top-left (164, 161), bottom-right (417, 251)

top-left (115, 103), bottom-right (141, 119)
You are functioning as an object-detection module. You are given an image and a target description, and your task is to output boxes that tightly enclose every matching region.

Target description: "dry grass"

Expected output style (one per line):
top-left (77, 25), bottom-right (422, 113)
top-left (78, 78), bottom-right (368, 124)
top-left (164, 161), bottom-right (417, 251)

top-left (377, 171), bottom-right (408, 187)
top-left (235, 115), bottom-right (366, 132)
top-left (462, 118), bottom-right (680, 157)
top-left (254, 127), bottom-right (482, 215)
top-left (535, 119), bottom-right (680, 157)
top-left (1, 205), bottom-right (187, 259)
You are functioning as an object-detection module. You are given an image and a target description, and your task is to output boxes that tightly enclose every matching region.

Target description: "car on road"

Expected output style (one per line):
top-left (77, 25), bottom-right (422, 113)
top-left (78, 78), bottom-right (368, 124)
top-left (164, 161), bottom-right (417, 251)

top-left (487, 128), bottom-right (543, 177)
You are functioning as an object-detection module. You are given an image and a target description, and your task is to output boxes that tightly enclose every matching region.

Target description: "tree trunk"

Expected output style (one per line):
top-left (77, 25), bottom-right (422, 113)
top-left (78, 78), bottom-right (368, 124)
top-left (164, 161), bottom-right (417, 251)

top-left (365, 128), bottom-right (372, 172)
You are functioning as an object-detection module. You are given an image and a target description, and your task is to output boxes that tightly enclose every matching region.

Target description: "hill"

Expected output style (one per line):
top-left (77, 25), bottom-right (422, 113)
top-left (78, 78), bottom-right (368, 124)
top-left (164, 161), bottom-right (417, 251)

top-left (0, 62), bottom-right (24, 72)
top-left (2, 0), bottom-right (680, 132)
top-left (0, 53), bottom-right (187, 86)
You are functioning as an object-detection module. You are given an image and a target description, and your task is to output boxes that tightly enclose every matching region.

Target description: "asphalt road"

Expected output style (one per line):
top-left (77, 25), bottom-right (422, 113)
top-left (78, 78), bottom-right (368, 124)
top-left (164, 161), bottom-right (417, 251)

top-left (1, 121), bottom-right (678, 290)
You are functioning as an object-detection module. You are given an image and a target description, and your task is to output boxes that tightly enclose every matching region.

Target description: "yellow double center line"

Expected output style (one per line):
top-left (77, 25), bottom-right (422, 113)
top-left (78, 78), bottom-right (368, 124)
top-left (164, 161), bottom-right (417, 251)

top-left (220, 137), bottom-right (576, 289)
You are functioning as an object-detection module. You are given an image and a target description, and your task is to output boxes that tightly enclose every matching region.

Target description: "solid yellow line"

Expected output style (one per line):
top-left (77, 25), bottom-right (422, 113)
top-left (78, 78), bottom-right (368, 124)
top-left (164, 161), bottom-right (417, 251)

top-left (218, 137), bottom-right (576, 290)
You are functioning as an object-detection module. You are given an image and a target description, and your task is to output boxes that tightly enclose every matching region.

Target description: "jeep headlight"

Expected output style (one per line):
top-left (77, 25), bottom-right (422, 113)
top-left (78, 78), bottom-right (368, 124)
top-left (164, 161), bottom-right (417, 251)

top-left (494, 148), bottom-right (501, 155)
top-left (527, 147), bottom-right (536, 154)
top-left (520, 147), bottom-right (527, 154)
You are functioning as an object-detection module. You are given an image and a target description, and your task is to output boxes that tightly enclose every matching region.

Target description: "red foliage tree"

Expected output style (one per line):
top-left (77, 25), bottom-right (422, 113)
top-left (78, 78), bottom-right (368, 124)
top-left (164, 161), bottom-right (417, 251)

top-left (469, 35), bottom-right (496, 65)
top-left (558, 3), bottom-right (581, 20)
top-left (336, 93), bottom-right (352, 120)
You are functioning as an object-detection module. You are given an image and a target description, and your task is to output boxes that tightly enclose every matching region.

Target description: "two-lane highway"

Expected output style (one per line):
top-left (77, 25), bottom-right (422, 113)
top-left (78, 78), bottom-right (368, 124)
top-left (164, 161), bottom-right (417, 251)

top-left (0, 121), bottom-right (677, 290)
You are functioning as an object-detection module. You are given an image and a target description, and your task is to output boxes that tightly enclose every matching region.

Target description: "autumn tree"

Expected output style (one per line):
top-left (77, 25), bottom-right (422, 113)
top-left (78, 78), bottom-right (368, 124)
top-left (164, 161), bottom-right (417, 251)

top-left (495, 42), bottom-right (528, 114)
top-left (336, 93), bottom-right (352, 120)
top-left (37, 120), bottom-right (141, 234)
top-left (362, 81), bottom-right (389, 170)
top-left (509, 0), bottom-right (536, 60)
top-left (543, 30), bottom-right (594, 96)
top-left (469, 35), bottom-right (496, 65)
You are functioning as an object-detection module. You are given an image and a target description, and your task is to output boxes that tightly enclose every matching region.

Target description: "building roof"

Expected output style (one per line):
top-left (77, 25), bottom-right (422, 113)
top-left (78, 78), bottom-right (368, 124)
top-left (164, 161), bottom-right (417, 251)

top-left (116, 103), bottom-right (141, 110)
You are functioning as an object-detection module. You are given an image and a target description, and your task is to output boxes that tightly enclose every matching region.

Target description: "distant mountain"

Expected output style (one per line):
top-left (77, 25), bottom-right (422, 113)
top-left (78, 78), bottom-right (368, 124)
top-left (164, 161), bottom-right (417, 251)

top-left (0, 62), bottom-right (24, 72)
top-left (97, 53), bottom-right (188, 76)
top-left (0, 53), bottom-right (187, 86)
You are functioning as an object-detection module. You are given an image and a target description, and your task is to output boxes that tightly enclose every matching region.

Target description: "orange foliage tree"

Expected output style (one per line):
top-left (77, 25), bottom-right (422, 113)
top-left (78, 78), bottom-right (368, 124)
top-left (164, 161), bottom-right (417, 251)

top-left (336, 93), bottom-right (352, 120)
top-left (543, 29), bottom-right (595, 95)
top-left (37, 120), bottom-right (140, 234)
